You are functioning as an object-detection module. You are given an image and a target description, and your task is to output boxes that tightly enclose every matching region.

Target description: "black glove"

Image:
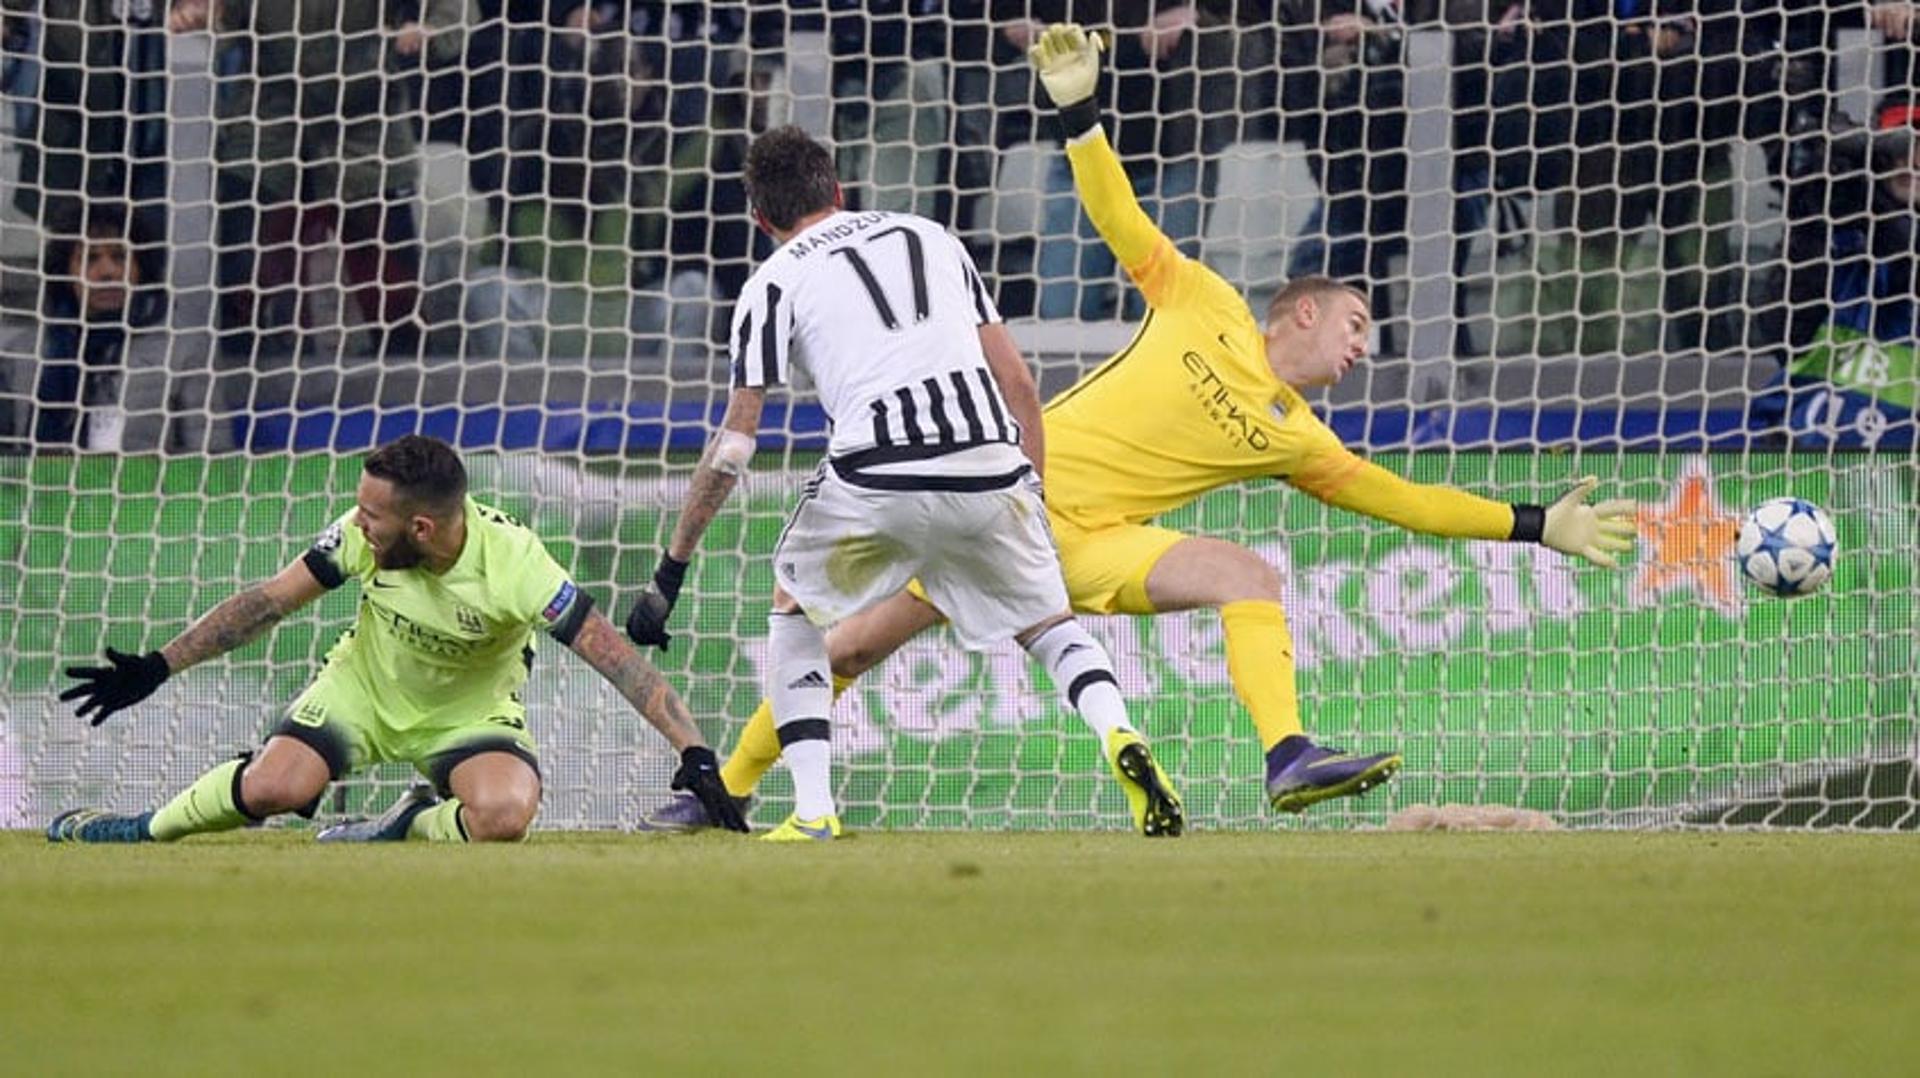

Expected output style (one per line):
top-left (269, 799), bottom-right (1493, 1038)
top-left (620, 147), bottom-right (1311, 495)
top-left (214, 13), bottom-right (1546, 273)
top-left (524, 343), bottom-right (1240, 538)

top-left (60, 648), bottom-right (170, 726)
top-left (671, 745), bottom-right (749, 833)
top-left (624, 554), bottom-right (689, 651)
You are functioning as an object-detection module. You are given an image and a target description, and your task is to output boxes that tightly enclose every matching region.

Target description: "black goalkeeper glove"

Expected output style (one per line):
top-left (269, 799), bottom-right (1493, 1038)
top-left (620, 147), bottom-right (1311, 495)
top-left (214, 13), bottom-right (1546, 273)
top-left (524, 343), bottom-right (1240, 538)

top-left (60, 648), bottom-right (170, 726)
top-left (671, 746), bottom-right (748, 833)
top-left (624, 553), bottom-right (689, 651)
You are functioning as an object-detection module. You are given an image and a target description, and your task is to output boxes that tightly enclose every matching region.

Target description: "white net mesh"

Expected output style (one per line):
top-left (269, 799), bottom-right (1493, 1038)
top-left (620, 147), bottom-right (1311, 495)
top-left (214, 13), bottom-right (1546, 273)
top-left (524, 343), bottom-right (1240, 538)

top-left (0, 4), bottom-right (1914, 831)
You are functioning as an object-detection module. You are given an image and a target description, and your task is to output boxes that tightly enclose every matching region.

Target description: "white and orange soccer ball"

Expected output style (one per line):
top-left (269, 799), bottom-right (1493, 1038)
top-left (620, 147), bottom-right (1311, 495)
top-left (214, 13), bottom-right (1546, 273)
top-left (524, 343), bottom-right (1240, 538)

top-left (1735, 497), bottom-right (1838, 598)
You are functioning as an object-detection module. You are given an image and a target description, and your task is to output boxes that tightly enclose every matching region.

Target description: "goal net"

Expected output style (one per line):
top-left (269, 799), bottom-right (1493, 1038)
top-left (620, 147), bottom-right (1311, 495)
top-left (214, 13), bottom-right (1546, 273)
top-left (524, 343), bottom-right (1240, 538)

top-left (1, 6), bottom-right (1914, 832)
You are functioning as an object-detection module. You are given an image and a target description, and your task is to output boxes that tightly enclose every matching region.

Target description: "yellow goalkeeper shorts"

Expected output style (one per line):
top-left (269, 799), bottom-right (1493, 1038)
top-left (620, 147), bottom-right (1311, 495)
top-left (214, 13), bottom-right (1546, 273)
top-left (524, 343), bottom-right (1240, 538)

top-left (905, 508), bottom-right (1187, 618)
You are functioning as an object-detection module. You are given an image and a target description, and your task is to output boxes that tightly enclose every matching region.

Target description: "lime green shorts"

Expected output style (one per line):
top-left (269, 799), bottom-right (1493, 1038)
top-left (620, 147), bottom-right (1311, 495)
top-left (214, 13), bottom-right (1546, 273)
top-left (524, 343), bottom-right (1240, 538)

top-left (271, 665), bottom-right (540, 796)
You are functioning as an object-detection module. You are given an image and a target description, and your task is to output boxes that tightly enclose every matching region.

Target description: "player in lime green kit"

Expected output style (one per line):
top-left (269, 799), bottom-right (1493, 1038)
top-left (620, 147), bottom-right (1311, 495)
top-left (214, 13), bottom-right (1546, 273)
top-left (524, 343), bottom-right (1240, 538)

top-left (48, 434), bottom-right (746, 843)
top-left (637, 23), bottom-right (1638, 832)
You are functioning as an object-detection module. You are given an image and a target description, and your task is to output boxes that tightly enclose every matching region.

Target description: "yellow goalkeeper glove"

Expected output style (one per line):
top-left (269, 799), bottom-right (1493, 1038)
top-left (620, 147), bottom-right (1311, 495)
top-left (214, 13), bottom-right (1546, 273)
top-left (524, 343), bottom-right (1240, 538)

top-left (1538, 476), bottom-right (1638, 569)
top-left (1028, 22), bottom-right (1105, 139)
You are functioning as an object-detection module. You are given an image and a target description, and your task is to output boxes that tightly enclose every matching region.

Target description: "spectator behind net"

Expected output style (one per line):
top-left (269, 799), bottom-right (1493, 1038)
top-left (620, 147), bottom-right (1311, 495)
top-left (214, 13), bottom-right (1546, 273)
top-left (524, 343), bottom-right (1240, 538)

top-left (33, 203), bottom-right (145, 450)
top-left (1751, 95), bottom-right (1920, 448)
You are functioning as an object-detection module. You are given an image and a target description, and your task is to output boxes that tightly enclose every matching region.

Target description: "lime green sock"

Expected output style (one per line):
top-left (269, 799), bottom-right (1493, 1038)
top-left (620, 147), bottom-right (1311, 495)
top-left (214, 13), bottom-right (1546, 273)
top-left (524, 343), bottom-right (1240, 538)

top-left (408, 799), bottom-right (469, 842)
top-left (148, 759), bottom-right (255, 842)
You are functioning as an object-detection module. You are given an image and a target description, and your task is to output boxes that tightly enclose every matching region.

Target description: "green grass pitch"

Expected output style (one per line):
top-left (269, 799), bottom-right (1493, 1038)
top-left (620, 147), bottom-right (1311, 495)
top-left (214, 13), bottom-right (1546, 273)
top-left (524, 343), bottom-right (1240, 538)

top-left (4, 830), bottom-right (1916, 1075)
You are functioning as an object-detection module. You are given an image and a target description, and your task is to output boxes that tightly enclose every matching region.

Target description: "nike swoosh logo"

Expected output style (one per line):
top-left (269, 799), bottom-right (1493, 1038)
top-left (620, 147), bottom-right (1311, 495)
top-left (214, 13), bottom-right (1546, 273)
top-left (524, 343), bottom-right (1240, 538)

top-left (793, 821), bottom-right (834, 839)
top-left (1306, 754), bottom-right (1373, 768)
top-left (371, 578), bottom-right (396, 589)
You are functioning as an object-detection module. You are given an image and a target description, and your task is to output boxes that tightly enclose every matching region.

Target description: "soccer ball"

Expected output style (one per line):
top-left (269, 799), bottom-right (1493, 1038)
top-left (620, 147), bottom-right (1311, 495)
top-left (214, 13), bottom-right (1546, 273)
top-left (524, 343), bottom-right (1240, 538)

top-left (1735, 498), bottom-right (1838, 597)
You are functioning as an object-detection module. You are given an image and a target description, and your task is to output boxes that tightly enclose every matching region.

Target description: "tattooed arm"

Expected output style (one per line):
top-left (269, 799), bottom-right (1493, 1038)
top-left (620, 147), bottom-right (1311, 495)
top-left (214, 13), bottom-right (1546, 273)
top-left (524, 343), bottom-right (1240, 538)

top-left (60, 556), bottom-right (325, 726)
top-left (572, 607), bottom-right (743, 830)
top-left (568, 608), bottom-right (707, 751)
top-left (160, 558), bottom-right (328, 673)
top-left (666, 386), bottom-right (765, 561)
top-left (624, 386), bottom-right (766, 651)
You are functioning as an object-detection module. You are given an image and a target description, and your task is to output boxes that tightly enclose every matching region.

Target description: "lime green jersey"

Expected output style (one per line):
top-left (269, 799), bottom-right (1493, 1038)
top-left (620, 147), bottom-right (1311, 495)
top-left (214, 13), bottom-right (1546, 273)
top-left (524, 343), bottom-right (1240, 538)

top-left (300, 498), bottom-right (592, 729)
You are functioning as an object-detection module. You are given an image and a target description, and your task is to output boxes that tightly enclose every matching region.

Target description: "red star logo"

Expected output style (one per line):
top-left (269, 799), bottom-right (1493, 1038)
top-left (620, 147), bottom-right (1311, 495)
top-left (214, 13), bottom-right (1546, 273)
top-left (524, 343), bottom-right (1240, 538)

top-left (1630, 456), bottom-right (1745, 616)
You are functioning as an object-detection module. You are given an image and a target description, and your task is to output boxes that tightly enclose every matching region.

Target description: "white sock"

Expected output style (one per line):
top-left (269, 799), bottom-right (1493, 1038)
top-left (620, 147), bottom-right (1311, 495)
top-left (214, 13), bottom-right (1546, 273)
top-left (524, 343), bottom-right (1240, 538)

top-left (768, 611), bottom-right (836, 819)
top-left (779, 740), bottom-right (833, 820)
top-left (1025, 619), bottom-right (1133, 744)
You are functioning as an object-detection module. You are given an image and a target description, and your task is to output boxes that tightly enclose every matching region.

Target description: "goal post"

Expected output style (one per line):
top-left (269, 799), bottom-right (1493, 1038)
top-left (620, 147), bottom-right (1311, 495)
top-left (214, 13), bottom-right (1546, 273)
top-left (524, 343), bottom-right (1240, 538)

top-left (1, 9), bottom-right (1915, 831)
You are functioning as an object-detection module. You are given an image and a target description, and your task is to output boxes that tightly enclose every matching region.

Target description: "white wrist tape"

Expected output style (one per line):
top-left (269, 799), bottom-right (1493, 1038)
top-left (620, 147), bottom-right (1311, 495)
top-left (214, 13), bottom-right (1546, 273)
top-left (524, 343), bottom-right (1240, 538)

top-left (708, 429), bottom-right (755, 476)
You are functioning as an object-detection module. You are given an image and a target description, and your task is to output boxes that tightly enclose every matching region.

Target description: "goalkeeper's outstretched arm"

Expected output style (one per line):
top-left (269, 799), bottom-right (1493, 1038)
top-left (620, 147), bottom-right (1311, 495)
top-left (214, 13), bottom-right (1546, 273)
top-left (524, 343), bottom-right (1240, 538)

top-left (1296, 454), bottom-right (1639, 569)
top-left (1027, 22), bottom-right (1190, 303)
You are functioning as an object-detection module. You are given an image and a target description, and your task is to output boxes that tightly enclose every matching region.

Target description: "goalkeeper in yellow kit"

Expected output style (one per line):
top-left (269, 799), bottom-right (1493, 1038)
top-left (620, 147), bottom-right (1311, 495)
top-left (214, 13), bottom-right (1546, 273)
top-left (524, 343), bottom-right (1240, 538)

top-left (639, 23), bottom-right (1638, 833)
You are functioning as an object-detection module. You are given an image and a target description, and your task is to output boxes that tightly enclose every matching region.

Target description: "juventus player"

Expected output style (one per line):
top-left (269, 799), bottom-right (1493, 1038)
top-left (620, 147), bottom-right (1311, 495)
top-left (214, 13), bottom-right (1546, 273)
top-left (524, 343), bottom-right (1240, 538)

top-left (624, 126), bottom-right (1182, 841)
top-left (637, 25), bottom-right (1640, 835)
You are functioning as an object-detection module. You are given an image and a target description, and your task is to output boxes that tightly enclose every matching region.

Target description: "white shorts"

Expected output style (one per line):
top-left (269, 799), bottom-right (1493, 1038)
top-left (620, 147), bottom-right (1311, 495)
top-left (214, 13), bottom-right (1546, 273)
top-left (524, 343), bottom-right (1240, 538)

top-left (772, 463), bottom-right (1069, 649)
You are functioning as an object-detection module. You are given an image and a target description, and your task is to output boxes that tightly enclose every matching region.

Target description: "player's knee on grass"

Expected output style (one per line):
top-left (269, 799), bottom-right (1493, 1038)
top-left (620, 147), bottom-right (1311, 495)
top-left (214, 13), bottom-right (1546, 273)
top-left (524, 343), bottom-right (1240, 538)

top-left (237, 769), bottom-right (328, 818)
top-left (446, 755), bottom-right (541, 841)
top-left (458, 785), bottom-right (539, 842)
top-left (237, 740), bottom-right (333, 817)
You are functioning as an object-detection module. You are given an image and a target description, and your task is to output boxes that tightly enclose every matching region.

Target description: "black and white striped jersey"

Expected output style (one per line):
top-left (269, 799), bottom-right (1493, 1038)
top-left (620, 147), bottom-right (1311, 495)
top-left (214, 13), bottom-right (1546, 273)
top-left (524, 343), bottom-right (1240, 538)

top-left (729, 210), bottom-right (1024, 479)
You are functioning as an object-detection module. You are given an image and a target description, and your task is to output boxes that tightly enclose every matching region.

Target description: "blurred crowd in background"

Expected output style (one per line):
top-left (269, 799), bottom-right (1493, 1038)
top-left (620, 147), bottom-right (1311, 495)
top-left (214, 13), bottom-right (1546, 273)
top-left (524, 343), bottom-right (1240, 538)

top-left (1, 0), bottom-right (1917, 452)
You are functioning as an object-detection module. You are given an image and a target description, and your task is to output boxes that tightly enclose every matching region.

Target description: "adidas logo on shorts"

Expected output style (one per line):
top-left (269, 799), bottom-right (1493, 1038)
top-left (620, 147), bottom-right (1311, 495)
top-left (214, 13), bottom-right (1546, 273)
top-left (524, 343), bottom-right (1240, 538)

top-left (787, 671), bottom-right (829, 690)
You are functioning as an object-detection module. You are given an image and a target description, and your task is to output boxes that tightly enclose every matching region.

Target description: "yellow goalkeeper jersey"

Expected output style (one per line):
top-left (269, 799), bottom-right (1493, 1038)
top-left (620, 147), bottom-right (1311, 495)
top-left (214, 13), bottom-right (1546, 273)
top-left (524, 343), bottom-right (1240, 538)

top-left (1041, 129), bottom-right (1518, 542)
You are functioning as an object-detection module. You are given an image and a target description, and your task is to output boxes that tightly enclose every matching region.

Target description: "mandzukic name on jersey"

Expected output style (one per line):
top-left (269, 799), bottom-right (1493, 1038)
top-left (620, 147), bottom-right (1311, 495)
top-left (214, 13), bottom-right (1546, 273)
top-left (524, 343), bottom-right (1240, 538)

top-left (729, 210), bottom-right (1029, 490)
